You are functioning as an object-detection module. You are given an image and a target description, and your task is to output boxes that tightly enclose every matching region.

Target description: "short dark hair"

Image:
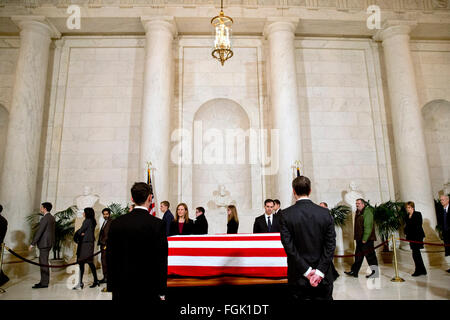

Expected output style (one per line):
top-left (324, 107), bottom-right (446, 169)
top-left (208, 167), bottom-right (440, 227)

top-left (102, 208), bottom-right (111, 214)
top-left (161, 201), bottom-right (170, 208)
top-left (264, 199), bottom-right (274, 206)
top-left (196, 207), bottom-right (205, 214)
top-left (41, 202), bottom-right (52, 212)
top-left (273, 199), bottom-right (280, 206)
top-left (292, 176), bottom-right (311, 197)
top-left (131, 182), bottom-right (152, 206)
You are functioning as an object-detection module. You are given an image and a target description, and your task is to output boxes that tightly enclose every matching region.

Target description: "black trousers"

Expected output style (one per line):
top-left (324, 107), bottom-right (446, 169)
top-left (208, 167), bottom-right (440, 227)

top-left (39, 248), bottom-right (50, 286)
top-left (412, 247), bottom-right (426, 273)
top-left (351, 240), bottom-right (378, 274)
top-left (79, 262), bottom-right (98, 284)
top-left (289, 282), bottom-right (333, 301)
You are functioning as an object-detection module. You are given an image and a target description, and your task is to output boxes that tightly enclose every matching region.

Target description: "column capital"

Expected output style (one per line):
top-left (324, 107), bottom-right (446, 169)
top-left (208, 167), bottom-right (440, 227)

top-left (11, 16), bottom-right (61, 39)
top-left (141, 16), bottom-right (177, 38)
top-left (263, 17), bottom-right (299, 39)
top-left (373, 20), bottom-right (417, 42)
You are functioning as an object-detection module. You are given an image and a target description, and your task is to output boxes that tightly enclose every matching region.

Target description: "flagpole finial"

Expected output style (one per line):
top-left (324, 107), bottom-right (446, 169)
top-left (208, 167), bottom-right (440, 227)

top-left (146, 161), bottom-right (152, 169)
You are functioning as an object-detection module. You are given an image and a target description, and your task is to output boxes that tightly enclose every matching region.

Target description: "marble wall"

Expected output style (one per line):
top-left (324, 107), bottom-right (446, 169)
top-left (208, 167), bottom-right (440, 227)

top-left (294, 39), bottom-right (393, 208)
top-left (1, 35), bottom-right (449, 235)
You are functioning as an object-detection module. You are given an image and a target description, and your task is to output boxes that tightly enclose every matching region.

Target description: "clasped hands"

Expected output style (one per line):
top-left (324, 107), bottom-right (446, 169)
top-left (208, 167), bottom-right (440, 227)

top-left (306, 269), bottom-right (323, 287)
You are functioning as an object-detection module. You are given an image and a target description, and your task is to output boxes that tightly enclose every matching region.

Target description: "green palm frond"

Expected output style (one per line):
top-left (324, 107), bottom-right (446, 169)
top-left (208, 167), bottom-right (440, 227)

top-left (330, 205), bottom-right (351, 227)
top-left (108, 202), bottom-right (129, 220)
top-left (373, 200), bottom-right (404, 242)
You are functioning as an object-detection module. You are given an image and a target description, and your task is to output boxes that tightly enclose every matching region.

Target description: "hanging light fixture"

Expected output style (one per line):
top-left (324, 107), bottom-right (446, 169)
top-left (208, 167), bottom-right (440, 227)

top-left (211, 0), bottom-right (233, 66)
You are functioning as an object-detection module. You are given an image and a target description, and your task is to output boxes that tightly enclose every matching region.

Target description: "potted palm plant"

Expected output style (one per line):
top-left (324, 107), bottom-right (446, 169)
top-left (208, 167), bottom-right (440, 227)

top-left (108, 202), bottom-right (130, 220)
top-left (372, 200), bottom-right (404, 263)
top-left (330, 205), bottom-right (351, 227)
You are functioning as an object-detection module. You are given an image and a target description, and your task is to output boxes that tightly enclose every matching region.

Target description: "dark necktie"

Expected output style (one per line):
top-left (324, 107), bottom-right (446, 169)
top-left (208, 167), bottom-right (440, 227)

top-left (267, 216), bottom-right (272, 232)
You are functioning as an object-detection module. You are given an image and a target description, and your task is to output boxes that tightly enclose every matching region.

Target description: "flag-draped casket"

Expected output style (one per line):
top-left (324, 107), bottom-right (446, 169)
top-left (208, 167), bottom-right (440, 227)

top-left (168, 233), bottom-right (288, 278)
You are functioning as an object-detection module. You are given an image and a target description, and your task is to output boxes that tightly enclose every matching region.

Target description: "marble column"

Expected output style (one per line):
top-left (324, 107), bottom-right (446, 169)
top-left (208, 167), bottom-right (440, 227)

top-left (0, 16), bottom-right (59, 246)
top-left (375, 21), bottom-right (437, 240)
top-left (140, 17), bottom-right (177, 210)
top-left (264, 19), bottom-right (302, 208)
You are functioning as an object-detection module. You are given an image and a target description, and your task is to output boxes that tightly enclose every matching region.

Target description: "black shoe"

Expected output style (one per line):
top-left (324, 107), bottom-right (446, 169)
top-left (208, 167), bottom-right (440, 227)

top-left (32, 283), bottom-right (48, 289)
top-left (412, 270), bottom-right (426, 277)
top-left (89, 281), bottom-right (100, 288)
top-left (344, 271), bottom-right (358, 278)
top-left (72, 283), bottom-right (84, 290)
top-left (365, 270), bottom-right (378, 279)
top-left (447, 269), bottom-right (450, 273)
top-left (98, 278), bottom-right (107, 284)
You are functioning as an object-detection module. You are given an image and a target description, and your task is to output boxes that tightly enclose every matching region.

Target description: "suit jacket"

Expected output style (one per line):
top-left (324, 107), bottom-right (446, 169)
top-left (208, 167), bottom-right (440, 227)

top-left (280, 199), bottom-right (337, 288)
top-left (404, 211), bottom-right (425, 249)
top-left (169, 220), bottom-right (195, 236)
top-left (253, 214), bottom-right (280, 233)
top-left (162, 210), bottom-right (174, 236)
top-left (437, 205), bottom-right (450, 233)
top-left (31, 212), bottom-right (55, 249)
top-left (0, 214), bottom-right (7, 243)
top-left (106, 208), bottom-right (168, 301)
top-left (77, 218), bottom-right (96, 243)
top-left (98, 218), bottom-right (112, 247)
top-left (194, 214), bottom-right (208, 235)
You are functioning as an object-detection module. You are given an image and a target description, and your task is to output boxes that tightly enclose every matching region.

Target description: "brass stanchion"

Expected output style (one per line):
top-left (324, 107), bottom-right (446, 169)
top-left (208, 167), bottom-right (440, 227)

top-left (390, 234), bottom-right (405, 282)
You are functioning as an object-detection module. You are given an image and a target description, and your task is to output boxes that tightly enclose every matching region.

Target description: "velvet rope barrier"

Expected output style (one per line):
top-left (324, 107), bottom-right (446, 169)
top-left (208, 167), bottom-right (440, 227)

top-left (333, 239), bottom-right (390, 258)
top-left (3, 245), bottom-right (102, 268)
top-left (397, 239), bottom-right (450, 246)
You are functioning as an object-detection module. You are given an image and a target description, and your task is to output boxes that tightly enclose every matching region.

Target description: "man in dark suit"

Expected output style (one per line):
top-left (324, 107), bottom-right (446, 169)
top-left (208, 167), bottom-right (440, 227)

top-left (98, 207), bottom-right (112, 284)
top-left (194, 207), bottom-right (208, 235)
top-left (438, 194), bottom-right (450, 273)
top-left (160, 201), bottom-right (174, 236)
top-left (280, 176), bottom-right (337, 300)
top-left (107, 182), bottom-right (168, 303)
top-left (253, 199), bottom-right (280, 233)
top-left (29, 202), bottom-right (55, 289)
top-left (273, 199), bottom-right (281, 215)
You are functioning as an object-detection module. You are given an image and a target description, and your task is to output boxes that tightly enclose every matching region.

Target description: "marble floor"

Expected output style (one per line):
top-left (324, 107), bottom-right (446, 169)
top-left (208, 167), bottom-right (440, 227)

top-left (0, 262), bottom-right (448, 300)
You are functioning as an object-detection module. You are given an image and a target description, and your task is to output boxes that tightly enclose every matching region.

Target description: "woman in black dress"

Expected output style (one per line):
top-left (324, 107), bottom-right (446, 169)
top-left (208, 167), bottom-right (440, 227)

top-left (169, 203), bottom-right (195, 236)
top-left (73, 207), bottom-right (99, 289)
top-left (404, 201), bottom-right (427, 276)
top-left (226, 205), bottom-right (239, 234)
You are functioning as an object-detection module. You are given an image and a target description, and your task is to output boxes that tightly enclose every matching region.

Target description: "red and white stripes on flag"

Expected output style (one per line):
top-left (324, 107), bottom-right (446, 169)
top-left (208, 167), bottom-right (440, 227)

top-left (147, 167), bottom-right (156, 216)
top-left (167, 233), bottom-right (287, 278)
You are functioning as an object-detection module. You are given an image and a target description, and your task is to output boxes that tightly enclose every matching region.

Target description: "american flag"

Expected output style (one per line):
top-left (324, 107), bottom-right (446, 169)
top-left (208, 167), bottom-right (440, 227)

top-left (147, 167), bottom-right (156, 216)
top-left (167, 233), bottom-right (287, 278)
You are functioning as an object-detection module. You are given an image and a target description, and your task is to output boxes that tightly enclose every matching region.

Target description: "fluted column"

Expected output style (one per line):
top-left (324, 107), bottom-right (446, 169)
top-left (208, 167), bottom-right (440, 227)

top-left (375, 21), bottom-right (437, 240)
top-left (0, 16), bottom-right (59, 245)
top-left (264, 19), bottom-right (302, 207)
top-left (140, 17), bottom-right (177, 209)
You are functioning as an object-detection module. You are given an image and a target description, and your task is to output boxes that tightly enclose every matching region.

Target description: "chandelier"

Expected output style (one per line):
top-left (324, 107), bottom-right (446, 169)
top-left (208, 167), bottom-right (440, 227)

top-left (211, 0), bottom-right (233, 66)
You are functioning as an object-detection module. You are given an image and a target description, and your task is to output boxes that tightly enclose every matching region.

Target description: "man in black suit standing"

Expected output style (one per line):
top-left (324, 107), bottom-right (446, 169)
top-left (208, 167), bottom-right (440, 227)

top-left (106, 182), bottom-right (168, 303)
top-left (438, 194), bottom-right (450, 273)
top-left (194, 207), bottom-right (208, 235)
top-left (29, 202), bottom-right (55, 289)
top-left (280, 176), bottom-right (337, 300)
top-left (253, 199), bottom-right (280, 233)
top-left (98, 207), bottom-right (112, 284)
top-left (160, 201), bottom-right (174, 236)
top-left (273, 199), bottom-right (281, 215)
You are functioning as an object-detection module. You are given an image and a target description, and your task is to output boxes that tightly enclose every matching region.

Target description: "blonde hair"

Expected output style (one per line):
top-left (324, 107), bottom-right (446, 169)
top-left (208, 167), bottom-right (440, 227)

top-left (175, 203), bottom-right (189, 223)
top-left (227, 205), bottom-right (239, 223)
